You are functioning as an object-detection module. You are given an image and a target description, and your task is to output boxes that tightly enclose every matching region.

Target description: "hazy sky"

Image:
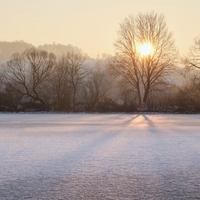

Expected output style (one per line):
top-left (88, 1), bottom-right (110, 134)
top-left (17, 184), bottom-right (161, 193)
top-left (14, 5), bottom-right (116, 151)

top-left (0, 0), bottom-right (200, 57)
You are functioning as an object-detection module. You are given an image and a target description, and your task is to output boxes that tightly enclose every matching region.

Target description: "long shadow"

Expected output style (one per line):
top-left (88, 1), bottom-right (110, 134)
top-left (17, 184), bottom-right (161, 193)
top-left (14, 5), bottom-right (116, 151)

top-left (123, 114), bottom-right (141, 125)
top-left (40, 129), bottom-right (119, 175)
top-left (142, 114), bottom-right (155, 127)
top-left (138, 114), bottom-right (193, 192)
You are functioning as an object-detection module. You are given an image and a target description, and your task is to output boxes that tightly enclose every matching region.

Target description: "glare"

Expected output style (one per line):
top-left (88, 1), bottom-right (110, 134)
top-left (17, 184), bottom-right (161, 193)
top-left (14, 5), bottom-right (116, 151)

top-left (139, 43), bottom-right (154, 56)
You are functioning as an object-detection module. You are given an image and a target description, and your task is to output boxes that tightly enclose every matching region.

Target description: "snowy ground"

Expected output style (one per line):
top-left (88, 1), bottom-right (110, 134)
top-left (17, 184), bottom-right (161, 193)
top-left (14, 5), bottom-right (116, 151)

top-left (0, 113), bottom-right (200, 199)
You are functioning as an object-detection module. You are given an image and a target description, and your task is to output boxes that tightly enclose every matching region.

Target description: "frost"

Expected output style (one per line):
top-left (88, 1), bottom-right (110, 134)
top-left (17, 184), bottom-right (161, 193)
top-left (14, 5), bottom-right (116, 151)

top-left (0, 113), bottom-right (200, 199)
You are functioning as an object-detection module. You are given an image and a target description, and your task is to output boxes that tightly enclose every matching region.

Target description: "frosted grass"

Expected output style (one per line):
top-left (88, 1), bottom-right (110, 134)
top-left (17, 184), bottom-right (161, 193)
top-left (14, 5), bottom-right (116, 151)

top-left (0, 113), bottom-right (200, 199)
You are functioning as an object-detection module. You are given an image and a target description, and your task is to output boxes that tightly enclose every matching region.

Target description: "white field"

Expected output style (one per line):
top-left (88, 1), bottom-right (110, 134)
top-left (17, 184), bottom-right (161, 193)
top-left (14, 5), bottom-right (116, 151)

top-left (0, 113), bottom-right (200, 199)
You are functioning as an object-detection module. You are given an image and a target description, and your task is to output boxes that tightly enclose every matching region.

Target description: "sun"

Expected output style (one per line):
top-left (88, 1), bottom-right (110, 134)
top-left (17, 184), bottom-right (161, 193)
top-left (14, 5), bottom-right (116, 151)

top-left (139, 43), bottom-right (154, 56)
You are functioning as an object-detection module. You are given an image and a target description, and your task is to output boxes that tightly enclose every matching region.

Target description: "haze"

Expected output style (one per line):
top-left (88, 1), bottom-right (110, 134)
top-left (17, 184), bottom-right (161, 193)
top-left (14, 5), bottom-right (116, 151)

top-left (0, 0), bottom-right (200, 57)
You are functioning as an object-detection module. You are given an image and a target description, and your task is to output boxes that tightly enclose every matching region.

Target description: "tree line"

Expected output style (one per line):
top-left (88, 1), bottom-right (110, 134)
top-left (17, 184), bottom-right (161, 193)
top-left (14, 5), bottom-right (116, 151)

top-left (0, 12), bottom-right (200, 113)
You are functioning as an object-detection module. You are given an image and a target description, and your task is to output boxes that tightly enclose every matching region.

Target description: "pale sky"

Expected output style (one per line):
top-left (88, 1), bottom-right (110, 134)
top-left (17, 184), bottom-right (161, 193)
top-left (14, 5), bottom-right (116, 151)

top-left (0, 0), bottom-right (200, 57)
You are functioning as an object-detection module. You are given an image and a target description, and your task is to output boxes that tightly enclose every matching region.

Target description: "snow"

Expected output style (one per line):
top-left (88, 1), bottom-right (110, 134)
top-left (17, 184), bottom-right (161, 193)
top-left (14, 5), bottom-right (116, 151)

top-left (0, 113), bottom-right (200, 199)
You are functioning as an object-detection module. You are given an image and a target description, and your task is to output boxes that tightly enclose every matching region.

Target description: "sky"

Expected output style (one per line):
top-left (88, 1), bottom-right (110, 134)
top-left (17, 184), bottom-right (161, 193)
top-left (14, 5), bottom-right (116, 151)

top-left (0, 0), bottom-right (200, 57)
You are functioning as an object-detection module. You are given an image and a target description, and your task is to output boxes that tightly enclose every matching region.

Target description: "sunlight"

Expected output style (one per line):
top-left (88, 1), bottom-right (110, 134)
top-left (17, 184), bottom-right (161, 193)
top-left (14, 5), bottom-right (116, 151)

top-left (139, 43), bottom-right (154, 56)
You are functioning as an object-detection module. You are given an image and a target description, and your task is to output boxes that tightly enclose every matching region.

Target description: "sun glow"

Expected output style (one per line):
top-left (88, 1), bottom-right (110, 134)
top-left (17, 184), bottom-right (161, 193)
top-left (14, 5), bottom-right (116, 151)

top-left (139, 43), bottom-right (154, 56)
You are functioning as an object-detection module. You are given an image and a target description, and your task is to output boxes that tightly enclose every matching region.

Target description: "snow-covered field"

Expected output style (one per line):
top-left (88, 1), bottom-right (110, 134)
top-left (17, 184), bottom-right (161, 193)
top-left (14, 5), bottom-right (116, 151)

top-left (0, 113), bottom-right (200, 199)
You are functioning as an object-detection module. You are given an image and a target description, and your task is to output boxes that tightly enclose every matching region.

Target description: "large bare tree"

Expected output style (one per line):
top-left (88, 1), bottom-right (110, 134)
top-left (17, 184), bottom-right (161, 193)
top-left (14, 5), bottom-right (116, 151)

top-left (111, 12), bottom-right (177, 106)
top-left (4, 48), bottom-right (56, 110)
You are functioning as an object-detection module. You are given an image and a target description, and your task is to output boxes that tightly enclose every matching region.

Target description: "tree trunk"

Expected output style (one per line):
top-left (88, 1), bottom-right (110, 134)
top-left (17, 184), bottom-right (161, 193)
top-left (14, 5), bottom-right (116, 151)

top-left (72, 87), bottom-right (76, 112)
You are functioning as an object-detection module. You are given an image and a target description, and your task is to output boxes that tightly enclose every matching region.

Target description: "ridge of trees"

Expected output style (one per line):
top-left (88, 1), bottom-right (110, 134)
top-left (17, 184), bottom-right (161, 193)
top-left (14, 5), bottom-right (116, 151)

top-left (0, 41), bottom-right (80, 62)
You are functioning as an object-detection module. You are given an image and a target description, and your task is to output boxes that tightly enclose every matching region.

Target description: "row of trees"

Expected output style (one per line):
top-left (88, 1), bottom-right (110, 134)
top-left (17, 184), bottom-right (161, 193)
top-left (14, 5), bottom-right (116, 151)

top-left (0, 48), bottom-right (114, 112)
top-left (0, 12), bottom-right (200, 113)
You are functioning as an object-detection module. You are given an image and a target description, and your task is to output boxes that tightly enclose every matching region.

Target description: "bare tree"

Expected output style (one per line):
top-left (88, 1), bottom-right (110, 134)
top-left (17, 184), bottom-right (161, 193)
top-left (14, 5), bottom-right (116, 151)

top-left (174, 73), bottom-right (200, 113)
top-left (51, 56), bottom-right (72, 111)
top-left (111, 12), bottom-right (177, 106)
top-left (60, 50), bottom-right (87, 111)
top-left (185, 35), bottom-right (200, 70)
top-left (83, 60), bottom-right (111, 112)
top-left (3, 48), bottom-right (56, 110)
